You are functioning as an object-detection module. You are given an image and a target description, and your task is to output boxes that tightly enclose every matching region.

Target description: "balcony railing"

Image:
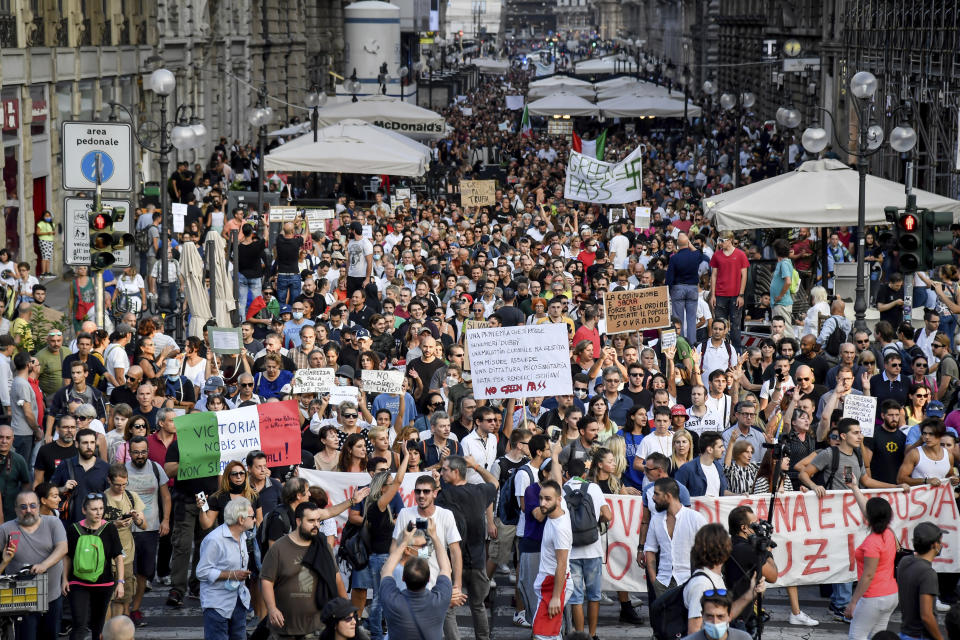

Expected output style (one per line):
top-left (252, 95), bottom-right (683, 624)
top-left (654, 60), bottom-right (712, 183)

top-left (0, 12), bottom-right (16, 48)
top-left (55, 17), bottom-right (68, 46)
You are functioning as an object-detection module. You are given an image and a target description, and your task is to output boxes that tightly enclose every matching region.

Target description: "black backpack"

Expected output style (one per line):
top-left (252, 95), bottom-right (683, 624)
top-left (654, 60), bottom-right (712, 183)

top-left (337, 506), bottom-right (372, 570)
top-left (496, 465), bottom-right (534, 526)
top-left (563, 481), bottom-right (599, 547)
top-left (813, 445), bottom-right (864, 489)
top-left (650, 570), bottom-right (715, 640)
top-left (823, 317), bottom-right (848, 357)
top-left (257, 505), bottom-right (292, 550)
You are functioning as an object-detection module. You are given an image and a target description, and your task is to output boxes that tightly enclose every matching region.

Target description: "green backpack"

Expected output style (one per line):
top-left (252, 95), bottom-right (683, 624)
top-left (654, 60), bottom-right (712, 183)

top-left (72, 523), bottom-right (107, 581)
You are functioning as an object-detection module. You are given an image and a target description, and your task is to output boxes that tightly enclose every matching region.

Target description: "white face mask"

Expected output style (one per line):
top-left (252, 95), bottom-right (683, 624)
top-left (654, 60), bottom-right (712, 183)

top-left (292, 312), bottom-right (304, 320)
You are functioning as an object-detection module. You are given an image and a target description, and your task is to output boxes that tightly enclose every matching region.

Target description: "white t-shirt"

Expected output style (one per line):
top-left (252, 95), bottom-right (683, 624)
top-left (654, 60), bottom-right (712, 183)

top-left (347, 237), bottom-right (374, 278)
top-left (537, 510), bottom-right (573, 582)
top-left (637, 432), bottom-right (673, 460)
top-left (704, 394), bottom-right (732, 426)
top-left (392, 506), bottom-right (461, 591)
top-left (118, 274), bottom-right (145, 295)
top-left (104, 344), bottom-right (129, 393)
top-left (685, 407), bottom-right (724, 435)
top-left (183, 359), bottom-right (207, 392)
top-left (683, 567), bottom-right (725, 619)
top-left (514, 462), bottom-right (536, 537)
top-left (701, 461), bottom-right (721, 497)
top-left (564, 479), bottom-right (605, 560)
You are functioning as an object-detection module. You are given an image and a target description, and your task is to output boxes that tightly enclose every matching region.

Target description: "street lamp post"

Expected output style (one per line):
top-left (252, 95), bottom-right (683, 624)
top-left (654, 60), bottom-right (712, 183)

top-left (801, 70), bottom-right (918, 332)
top-left (304, 87), bottom-right (327, 143)
top-left (109, 68), bottom-right (204, 324)
top-left (248, 87), bottom-right (272, 218)
top-left (719, 89), bottom-right (755, 187)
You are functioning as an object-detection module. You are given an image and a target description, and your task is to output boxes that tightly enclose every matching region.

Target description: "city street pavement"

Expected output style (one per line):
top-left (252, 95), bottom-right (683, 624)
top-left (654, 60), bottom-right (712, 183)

top-left (124, 574), bottom-right (900, 639)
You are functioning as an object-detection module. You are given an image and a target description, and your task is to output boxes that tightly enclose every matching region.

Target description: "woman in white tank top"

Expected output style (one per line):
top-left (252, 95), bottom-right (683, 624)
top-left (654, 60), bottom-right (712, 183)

top-left (898, 421), bottom-right (958, 487)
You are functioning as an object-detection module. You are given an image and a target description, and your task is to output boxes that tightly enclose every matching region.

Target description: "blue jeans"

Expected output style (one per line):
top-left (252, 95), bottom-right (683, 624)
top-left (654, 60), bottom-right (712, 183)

top-left (202, 595), bottom-right (248, 640)
top-left (831, 581), bottom-right (853, 610)
top-left (276, 273), bottom-right (301, 305)
top-left (942, 314), bottom-right (957, 351)
top-left (359, 552), bottom-right (388, 640)
top-left (713, 295), bottom-right (743, 351)
top-left (12, 435), bottom-right (32, 463)
top-left (238, 273), bottom-right (262, 310)
top-left (16, 595), bottom-right (61, 639)
top-left (671, 284), bottom-right (699, 346)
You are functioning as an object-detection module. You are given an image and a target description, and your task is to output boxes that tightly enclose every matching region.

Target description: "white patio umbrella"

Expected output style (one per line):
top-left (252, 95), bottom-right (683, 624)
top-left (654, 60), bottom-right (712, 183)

top-left (703, 158), bottom-right (960, 231)
top-left (267, 121), bottom-right (311, 137)
top-left (263, 119), bottom-right (431, 176)
top-left (595, 82), bottom-right (674, 100)
top-left (529, 74), bottom-right (593, 88)
top-left (575, 56), bottom-right (637, 75)
top-left (527, 91), bottom-right (600, 117)
top-left (179, 241), bottom-right (213, 337)
top-left (528, 83), bottom-right (596, 99)
top-left (313, 96), bottom-right (445, 139)
top-left (598, 94), bottom-right (702, 118)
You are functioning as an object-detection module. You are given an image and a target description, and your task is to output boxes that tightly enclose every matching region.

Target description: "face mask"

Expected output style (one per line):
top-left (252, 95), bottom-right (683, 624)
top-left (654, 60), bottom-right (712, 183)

top-left (432, 278), bottom-right (440, 288)
top-left (292, 312), bottom-right (304, 320)
top-left (574, 389), bottom-right (587, 400)
top-left (446, 376), bottom-right (458, 388)
top-left (703, 622), bottom-right (728, 640)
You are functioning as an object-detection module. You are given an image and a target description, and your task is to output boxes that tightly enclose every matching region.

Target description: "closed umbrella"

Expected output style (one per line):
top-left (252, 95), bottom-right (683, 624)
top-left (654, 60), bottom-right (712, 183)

top-left (180, 241), bottom-right (212, 337)
top-left (204, 231), bottom-right (236, 327)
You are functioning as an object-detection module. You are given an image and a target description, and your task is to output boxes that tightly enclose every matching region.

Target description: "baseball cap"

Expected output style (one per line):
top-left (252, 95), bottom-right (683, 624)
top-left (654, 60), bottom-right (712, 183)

top-left (280, 384), bottom-right (292, 395)
top-left (204, 375), bottom-right (226, 392)
top-left (163, 358), bottom-right (180, 377)
top-left (671, 404), bottom-right (688, 417)
top-left (913, 522), bottom-right (946, 549)
top-left (926, 401), bottom-right (946, 418)
top-left (321, 598), bottom-right (359, 625)
top-left (336, 365), bottom-right (355, 380)
top-left (279, 304), bottom-right (293, 315)
top-left (460, 293), bottom-right (473, 304)
top-left (403, 264), bottom-right (415, 271)
top-left (355, 327), bottom-right (371, 339)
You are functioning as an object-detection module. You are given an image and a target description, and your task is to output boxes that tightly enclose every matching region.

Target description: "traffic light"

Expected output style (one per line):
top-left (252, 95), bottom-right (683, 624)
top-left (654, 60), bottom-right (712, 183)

top-left (897, 209), bottom-right (922, 274)
top-left (922, 209), bottom-right (954, 269)
top-left (88, 205), bottom-right (133, 270)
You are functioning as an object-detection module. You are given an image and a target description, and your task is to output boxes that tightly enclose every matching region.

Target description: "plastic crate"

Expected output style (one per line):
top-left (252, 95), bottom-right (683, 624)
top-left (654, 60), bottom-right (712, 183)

top-left (0, 573), bottom-right (47, 613)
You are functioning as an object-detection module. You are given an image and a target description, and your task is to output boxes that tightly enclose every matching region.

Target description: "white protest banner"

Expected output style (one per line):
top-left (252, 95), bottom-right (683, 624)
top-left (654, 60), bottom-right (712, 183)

top-left (361, 369), bottom-right (404, 394)
top-left (271, 206), bottom-right (299, 222)
top-left (207, 327), bottom-right (243, 354)
top-left (291, 367), bottom-right (335, 394)
top-left (362, 224), bottom-right (373, 240)
top-left (299, 469), bottom-right (428, 539)
top-left (172, 203), bottom-right (187, 233)
top-left (395, 188), bottom-right (411, 201)
top-left (466, 324), bottom-right (572, 400)
top-left (600, 486), bottom-right (960, 592)
top-left (305, 209), bottom-right (335, 231)
top-left (843, 394), bottom-right (878, 438)
top-left (563, 145), bottom-right (644, 205)
top-left (329, 385), bottom-right (360, 407)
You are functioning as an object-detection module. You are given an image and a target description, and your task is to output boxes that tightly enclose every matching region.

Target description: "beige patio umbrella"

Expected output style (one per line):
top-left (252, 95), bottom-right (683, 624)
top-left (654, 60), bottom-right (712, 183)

top-left (179, 241), bottom-right (212, 337)
top-left (203, 231), bottom-right (236, 327)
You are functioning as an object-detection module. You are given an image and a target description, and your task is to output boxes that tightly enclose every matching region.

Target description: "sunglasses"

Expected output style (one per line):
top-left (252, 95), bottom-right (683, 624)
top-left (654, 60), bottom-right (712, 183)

top-left (413, 488), bottom-right (433, 495)
top-left (229, 470), bottom-right (247, 477)
top-left (240, 382), bottom-right (254, 388)
top-left (703, 589), bottom-right (728, 597)
top-left (341, 413), bottom-right (359, 419)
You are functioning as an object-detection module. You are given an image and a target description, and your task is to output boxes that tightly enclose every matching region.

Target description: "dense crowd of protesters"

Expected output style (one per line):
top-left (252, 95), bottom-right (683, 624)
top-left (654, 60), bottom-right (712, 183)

top-left (1, 33), bottom-right (960, 640)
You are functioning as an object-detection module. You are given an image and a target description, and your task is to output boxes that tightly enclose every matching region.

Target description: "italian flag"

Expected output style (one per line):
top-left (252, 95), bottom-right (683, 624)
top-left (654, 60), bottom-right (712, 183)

top-left (174, 400), bottom-right (302, 479)
top-left (572, 129), bottom-right (607, 160)
top-left (520, 105), bottom-right (532, 138)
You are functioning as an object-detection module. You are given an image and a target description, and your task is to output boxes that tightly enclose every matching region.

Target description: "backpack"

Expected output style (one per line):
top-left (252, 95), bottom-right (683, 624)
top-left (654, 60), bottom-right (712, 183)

top-left (789, 260), bottom-right (801, 295)
top-left (813, 444), bottom-right (864, 489)
top-left (823, 317), bottom-right (848, 358)
top-left (496, 465), bottom-right (534, 526)
top-left (563, 481), bottom-right (599, 547)
top-left (650, 570), bottom-right (715, 640)
top-left (337, 507), bottom-right (371, 570)
top-left (257, 505), bottom-right (292, 550)
top-left (72, 523), bottom-right (108, 582)
top-left (134, 227), bottom-right (151, 254)
top-left (697, 338), bottom-right (735, 363)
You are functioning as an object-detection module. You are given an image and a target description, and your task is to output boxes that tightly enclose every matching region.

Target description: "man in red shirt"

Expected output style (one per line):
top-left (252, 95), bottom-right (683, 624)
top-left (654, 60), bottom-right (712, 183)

top-left (572, 306), bottom-right (602, 355)
top-left (709, 231), bottom-right (750, 350)
top-left (789, 227), bottom-right (815, 278)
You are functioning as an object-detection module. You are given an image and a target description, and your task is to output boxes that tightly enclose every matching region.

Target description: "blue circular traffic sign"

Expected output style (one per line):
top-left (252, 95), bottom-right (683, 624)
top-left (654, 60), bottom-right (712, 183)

top-left (80, 151), bottom-right (115, 184)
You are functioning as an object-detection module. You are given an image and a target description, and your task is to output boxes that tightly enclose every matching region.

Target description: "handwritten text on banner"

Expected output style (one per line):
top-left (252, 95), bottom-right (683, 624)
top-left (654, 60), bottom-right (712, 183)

top-left (466, 324), bottom-right (572, 400)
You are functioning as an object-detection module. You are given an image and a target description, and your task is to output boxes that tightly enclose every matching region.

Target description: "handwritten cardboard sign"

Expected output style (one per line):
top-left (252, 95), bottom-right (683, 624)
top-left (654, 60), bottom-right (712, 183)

top-left (461, 319), bottom-right (488, 371)
top-left (466, 324), bottom-right (572, 400)
top-left (842, 394), bottom-right (878, 438)
top-left (460, 180), bottom-right (497, 207)
top-left (361, 369), bottom-right (404, 394)
top-left (291, 367), bottom-right (335, 394)
top-left (604, 286), bottom-right (671, 333)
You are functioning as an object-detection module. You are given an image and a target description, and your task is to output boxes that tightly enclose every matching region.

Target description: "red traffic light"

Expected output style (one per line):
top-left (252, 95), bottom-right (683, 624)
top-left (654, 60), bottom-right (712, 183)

top-left (92, 214), bottom-right (109, 230)
top-left (899, 214), bottom-right (918, 232)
